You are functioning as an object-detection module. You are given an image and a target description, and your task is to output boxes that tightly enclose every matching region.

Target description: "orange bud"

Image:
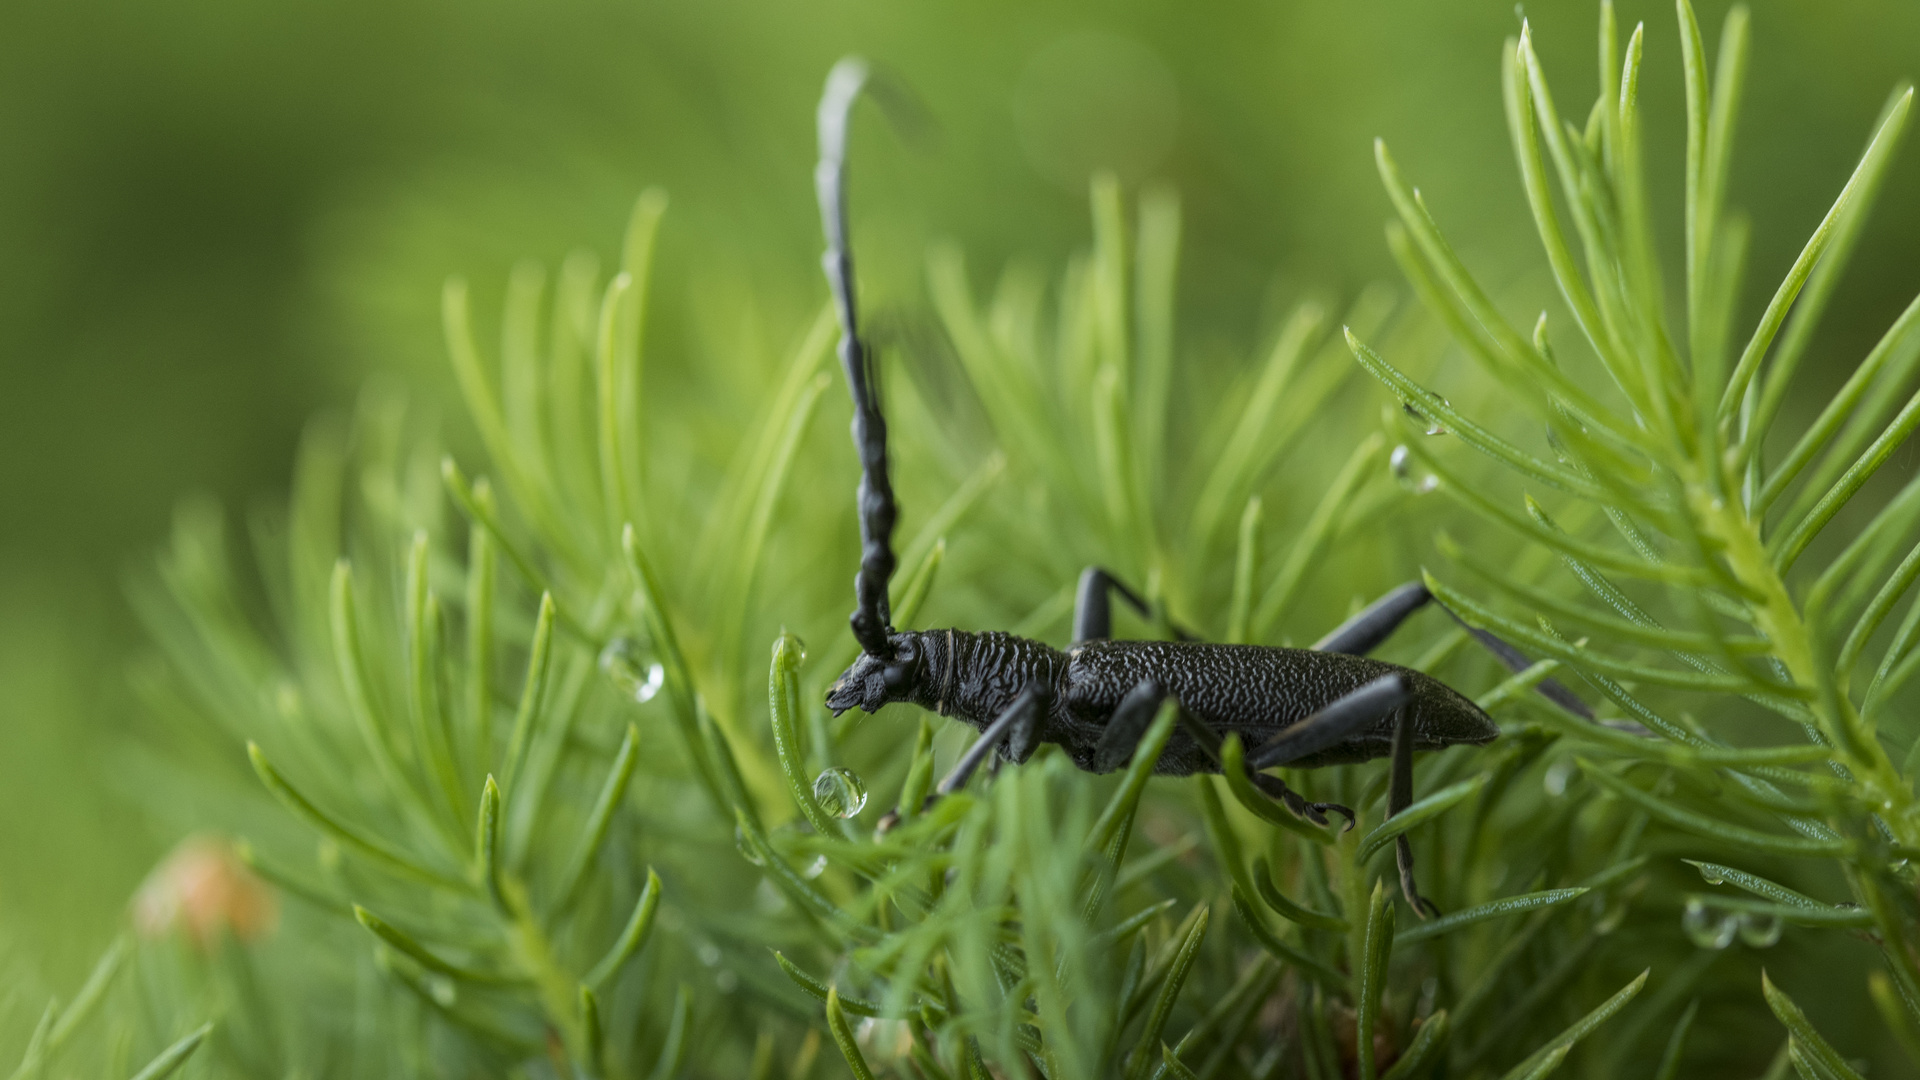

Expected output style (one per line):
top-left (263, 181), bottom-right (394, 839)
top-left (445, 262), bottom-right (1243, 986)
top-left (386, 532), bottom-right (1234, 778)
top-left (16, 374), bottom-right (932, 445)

top-left (132, 836), bottom-right (277, 947)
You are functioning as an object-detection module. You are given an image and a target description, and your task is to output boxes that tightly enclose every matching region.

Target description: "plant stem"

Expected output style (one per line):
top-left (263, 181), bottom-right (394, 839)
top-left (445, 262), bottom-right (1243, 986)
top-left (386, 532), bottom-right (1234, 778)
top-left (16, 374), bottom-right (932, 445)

top-left (1340, 829), bottom-right (1369, 1004)
top-left (1690, 477), bottom-right (1914, 845)
top-left (501, 875), bottom-right (590, 1067)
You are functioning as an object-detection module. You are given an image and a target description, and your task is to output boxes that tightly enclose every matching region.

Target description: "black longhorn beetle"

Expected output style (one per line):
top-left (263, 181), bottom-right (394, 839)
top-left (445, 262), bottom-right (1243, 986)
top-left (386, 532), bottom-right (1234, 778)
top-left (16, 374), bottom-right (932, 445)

top-left (812, 58), bottom-right (1589, 916)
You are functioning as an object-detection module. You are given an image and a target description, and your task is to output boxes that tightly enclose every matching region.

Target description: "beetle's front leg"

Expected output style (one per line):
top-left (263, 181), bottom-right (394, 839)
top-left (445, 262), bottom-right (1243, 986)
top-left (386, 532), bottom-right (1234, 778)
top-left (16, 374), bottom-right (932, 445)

top-left (934, 681), bottom-right (1050, 797)
top-left (875, 682), bottom-right (1049, 833)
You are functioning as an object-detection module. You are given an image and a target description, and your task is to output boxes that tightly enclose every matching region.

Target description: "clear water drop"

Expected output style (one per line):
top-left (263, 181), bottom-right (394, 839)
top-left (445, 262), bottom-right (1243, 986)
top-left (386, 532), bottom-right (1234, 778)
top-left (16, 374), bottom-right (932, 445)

top-left (1389, 446), bottom-right (1440, 494)
top-left (804, 854), bottom-right (828, 879)
top-left (733, 824), bottom-right (765, 866)
top-left (1542, 760), bottom-right (1574, 798)
top-left (632, 663), bottom-right (664, 703)
top-left (1737, 911), bottom-right (1783, 949)
top-left (1695, 864), bottom-right (1726, 886)
top-left (1402, 398), bottom-right (1449, 435)
top-left (1405, 399), bottom-right (1443, 432)
top-left (599, 638), bottom-right (664, 704)
top-left (1682, 899), bottom-right (1737, 950)
top-left (598, 637), bottom-right (642, 689)
top-left (813, 767), bottom-right (869, 819)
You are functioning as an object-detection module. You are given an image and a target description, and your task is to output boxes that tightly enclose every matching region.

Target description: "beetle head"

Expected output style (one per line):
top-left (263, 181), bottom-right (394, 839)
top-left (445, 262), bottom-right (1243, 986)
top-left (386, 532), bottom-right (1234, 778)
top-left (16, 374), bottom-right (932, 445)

top-left (826, 632), bottom-right (928, 716)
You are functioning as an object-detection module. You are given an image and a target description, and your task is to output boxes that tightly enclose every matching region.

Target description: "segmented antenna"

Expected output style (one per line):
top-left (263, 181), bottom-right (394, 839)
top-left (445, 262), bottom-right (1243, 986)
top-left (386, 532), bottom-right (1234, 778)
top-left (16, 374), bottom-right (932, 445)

top-left (817, 57), bottom-right (898, 660)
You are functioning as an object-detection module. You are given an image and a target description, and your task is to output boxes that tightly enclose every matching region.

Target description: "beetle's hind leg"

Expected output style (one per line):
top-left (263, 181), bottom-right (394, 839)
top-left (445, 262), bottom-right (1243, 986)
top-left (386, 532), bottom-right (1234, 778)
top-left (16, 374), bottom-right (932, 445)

top-left (1315, 580), bottom-right (1592, 720)
top-left (1249, 773), bottom-right (1355, 832)
top-left (1185, 709), bottom-right (1359, 829)
top-left (1081, 681), bottom-right (1344, 833)
top-left (1173, 677), bottom-right (1413, 831)
top-left (1389, 708), bottom-right (1440, 919)
top-left (1235, 673), bottom-right (1437, 914)
top-left (1246, 674), bottom-right (1410, 771)
top-left (1312, 582), bottom-right (1431, 656)
top-left (1238, 673), bottom-right (1412, 832)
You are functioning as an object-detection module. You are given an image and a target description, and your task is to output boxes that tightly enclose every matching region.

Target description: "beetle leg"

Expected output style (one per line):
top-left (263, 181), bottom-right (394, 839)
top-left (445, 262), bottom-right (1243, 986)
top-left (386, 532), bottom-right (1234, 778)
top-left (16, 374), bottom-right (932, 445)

top-left (1444, 613), bottom-right (1594, 720)
top-left (1310, 800), bottom-right (1357, 830)
top-left (1073, 567), bottom-right (1199, 645)
top-left (1073, 567), bottom-right (1136, 643)
top-left (1179, 705), bottom-right (1363, 831)
top-left (1249, 773), bottom-right (1356, 831)
top-left (1246, 674), bottom-right (1411, 771)
top-left (1312, 581), bottom-right (1431, 655)
top-left (1314, 580), bottom-right (1593, 720)
top-left (1389, 708), bottom-right (1440, 919)
top-left (935, 681), bottom-right (1049, 796)
top-left (1173, 706), bottom-right (1225, 763)
top-left (1091, 679), bottom-right (1166, 773)
top-left (1005, 682), bottom-right (1049, 765)
top-left (1242, 677), bottom-right (1410, 831)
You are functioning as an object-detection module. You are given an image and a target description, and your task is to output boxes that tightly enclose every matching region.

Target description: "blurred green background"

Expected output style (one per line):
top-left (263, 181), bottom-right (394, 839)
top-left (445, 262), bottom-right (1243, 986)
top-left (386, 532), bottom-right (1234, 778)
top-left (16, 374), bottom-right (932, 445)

top-left (0, 0), bottom-right (1915, 998)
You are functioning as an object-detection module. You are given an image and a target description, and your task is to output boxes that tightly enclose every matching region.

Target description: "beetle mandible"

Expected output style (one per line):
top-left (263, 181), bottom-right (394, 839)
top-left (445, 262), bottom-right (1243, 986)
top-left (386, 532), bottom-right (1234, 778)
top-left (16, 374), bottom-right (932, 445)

top-left (812, 58), bottom-right (1586, 916)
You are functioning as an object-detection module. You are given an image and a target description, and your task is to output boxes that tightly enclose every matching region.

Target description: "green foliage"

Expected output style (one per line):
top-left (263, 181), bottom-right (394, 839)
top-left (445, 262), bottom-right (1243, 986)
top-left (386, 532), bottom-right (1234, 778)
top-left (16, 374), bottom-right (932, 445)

top-left (1349, 0), bottom-right (1920, 1073)
top-left (10, 1), bottom-right (1919, 1076)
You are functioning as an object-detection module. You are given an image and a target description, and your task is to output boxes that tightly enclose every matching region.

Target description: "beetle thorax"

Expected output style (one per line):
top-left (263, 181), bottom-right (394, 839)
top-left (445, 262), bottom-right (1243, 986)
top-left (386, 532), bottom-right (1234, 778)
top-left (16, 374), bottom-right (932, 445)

top-left (923, 630), bottom-right (1065, 732)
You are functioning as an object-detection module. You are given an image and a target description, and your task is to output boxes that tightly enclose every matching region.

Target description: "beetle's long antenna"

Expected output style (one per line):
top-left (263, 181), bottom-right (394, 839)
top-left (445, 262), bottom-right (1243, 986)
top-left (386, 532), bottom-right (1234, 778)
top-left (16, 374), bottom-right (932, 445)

top-left (818, 57), bottom-right (898, 660)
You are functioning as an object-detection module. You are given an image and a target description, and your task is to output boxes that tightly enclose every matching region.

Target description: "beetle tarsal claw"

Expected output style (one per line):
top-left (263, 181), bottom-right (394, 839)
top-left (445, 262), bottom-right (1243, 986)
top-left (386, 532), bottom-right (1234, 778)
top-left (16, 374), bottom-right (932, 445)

top-left (1250, 772), bottom-right (1355, 831)
top-left (1398, 843), bottom-right (1441, 919)
top-left (1310, 801), bottom-right (1357, 831)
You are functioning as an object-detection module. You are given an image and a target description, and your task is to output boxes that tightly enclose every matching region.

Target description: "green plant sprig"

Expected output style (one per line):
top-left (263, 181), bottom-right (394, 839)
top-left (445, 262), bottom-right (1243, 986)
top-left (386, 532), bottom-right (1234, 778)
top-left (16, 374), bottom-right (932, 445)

top-left (1352, 0), bottom-right (1920, 1065)
top-left (116, 35), bottom-right (1835, 1068)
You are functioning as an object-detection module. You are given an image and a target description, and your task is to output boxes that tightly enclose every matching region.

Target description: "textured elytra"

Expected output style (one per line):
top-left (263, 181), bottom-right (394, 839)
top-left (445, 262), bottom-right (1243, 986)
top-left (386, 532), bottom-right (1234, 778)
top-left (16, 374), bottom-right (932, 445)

top-left (1061, 640), bottom-right (1497, 772)
top-left (828, 629), bottom-right (1498, 776)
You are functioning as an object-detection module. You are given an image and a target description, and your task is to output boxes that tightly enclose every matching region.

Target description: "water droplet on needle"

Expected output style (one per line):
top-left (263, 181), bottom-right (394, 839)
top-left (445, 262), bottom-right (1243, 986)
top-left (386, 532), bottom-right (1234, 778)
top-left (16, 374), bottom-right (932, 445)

top-left (1682, 899), bottom-right (1737, 949)
top-left (813, 767), bottom-right (869, 819)
top-left (599, 638), bottom-right (665, 703)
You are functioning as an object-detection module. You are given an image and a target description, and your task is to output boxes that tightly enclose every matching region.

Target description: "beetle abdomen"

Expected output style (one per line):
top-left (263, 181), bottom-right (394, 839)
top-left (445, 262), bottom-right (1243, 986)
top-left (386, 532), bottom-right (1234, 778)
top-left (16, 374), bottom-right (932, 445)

top-left (1060, 641), bottom-right (1497, 775)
